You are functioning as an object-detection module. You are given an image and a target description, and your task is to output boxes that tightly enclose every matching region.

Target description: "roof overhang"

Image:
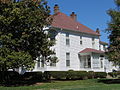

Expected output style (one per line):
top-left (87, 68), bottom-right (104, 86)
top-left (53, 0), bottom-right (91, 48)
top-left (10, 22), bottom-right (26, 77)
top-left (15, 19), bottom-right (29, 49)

top-left (79, 48), bottom-right (104, 55)
top-left (50, 26), bottom-right (100, 36)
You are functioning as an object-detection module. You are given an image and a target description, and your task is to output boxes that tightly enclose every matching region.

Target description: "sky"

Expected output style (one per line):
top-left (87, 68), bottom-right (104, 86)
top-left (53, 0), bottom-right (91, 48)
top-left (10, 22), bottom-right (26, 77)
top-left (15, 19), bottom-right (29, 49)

top-left (47, 0), bottom-right (116, 43)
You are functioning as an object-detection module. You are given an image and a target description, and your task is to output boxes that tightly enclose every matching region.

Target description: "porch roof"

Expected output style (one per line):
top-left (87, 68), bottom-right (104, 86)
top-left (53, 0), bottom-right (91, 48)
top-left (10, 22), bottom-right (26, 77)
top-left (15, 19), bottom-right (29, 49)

top-left (80, 48), bottom-right (104, 54)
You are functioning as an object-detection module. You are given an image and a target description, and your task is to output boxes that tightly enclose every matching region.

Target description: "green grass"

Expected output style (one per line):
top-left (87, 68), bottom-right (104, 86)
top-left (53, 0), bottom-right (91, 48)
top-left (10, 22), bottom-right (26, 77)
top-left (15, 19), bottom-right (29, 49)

top-left (0, 79), bottom-right (120, 90)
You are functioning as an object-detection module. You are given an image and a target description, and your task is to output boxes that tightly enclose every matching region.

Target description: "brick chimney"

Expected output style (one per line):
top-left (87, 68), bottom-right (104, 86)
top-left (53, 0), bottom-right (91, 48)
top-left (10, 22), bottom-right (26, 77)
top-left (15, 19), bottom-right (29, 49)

top-left (54, 4), bottom-right (60, 14)
top-left (96, 28), bottom-right (100, 34)
top-left (70, 12), bottom-right (77, 21)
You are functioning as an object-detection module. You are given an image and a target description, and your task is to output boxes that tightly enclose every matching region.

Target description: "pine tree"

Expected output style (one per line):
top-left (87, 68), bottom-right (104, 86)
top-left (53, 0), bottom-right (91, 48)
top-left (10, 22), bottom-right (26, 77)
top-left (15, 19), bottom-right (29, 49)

top-left (107, 0), bottom-right (120, 66)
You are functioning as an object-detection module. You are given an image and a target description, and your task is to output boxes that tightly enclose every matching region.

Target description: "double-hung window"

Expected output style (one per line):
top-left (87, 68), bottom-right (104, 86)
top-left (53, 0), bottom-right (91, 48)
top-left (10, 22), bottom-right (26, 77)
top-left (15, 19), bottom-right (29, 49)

top-left (66, 53), bottom-right (70, 67)
top-left (80, 36), bottom-right (82, 45)
top-left (92, 37), bottom-right (95, 48)
top-left (66, 33), bottom-right (70, 46)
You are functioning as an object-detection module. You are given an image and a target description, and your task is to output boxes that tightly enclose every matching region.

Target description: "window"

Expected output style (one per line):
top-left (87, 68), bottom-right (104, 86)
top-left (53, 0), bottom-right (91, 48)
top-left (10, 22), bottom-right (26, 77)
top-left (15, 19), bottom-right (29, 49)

top-left (88, 57), bottom-right (91, 68)
top-left (99, 45), bottom-right (101, 50)
top-left (92, 37), bottom-right (95, 48)
top-left (37, 57), bottom-right (40, 68)
top-left (66, 33), bottom-right (70, 46)
top-left (66, 39), bottom-right (70, 46)
top-left (66, 33), bottom-right (69, 38)
top-left (50, 63), bottom-right (56, 67)
top-left (100, 55), bottom-right (104, 68)
top-left (92, 37), bottom-right (95, 41)
top-left (80, 36), bottom-right (82, 45)
top-left (41, 57), bottom-right (44, 67)
top-left (103, 45), bottom-right (106, 51)
top-left (66, 53), bottom-right (70, 67)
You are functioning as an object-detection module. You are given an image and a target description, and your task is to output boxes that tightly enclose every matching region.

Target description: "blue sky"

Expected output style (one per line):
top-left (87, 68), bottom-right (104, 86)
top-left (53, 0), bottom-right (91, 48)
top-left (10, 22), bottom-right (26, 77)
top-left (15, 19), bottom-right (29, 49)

top-left (47, 0), bottom-right (116, 43)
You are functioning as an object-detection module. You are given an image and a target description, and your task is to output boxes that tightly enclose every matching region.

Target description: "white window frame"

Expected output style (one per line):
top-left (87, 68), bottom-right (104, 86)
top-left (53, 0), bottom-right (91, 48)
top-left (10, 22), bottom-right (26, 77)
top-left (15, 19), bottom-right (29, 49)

top-left (66, 52), bottom-right (70, 67)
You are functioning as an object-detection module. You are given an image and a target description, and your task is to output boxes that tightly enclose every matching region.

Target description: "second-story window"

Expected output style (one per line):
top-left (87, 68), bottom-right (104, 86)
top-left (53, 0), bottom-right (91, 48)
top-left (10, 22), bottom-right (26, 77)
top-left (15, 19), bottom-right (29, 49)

top-left (92, 37), bottom-right (95, 48)
top-left (80, 36), bottom-right (82, 45)
top-left (99, 45), bottom-right (101, 50)
top-left (66, 33), bottom-right (70, 46)
top-left (103, 45), bottom-right (106, 51)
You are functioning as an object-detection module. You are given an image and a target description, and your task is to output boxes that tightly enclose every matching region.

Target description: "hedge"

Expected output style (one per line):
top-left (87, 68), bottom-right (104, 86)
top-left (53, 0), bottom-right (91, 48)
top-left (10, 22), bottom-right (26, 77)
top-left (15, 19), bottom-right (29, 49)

top-left (108, 71), bottom-right (120, 78)
top-left (94, 72), bottom-right (107, 78)
top-left (22, 72), bottom-right (43, 81)
top-left (44, 71), bottom-right (89, 80)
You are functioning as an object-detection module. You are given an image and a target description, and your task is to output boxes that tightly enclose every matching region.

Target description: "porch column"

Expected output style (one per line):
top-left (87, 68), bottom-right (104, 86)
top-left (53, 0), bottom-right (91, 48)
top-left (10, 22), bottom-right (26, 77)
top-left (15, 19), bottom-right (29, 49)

top-left (90, 53), bottom-right (93, 70)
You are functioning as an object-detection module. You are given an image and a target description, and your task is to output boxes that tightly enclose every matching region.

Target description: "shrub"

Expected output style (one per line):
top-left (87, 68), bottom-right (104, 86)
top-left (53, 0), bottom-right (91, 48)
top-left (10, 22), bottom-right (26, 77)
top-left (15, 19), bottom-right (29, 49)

top-left (44, 71), bottom-right (67, 80)
top-left (49, 71), bottom-right (67, 79)
top-left (88, 71), bottom-right (95, 79)
top-left (94, 72), bottom-right (107, 78)
top-left (77, 71), bottom-right (88, 80)
top-left (44, 71), bottom-right (88, 80)
top-left (0, 71), bottom-right (20, 82)
top-left (22, 72), bottom-right (43, 81)
top-left (66, 71), bottom-right (88, 80)
top-left (108, 71), bottom-right (120, 78)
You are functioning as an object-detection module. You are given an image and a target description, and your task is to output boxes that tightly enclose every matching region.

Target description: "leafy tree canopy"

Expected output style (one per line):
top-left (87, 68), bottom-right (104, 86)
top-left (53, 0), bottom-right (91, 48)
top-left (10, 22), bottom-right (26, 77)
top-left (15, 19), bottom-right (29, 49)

top-left (107, 0), bottom-right (120, 65)
top-left (0, 0), bottom-right (56, 72)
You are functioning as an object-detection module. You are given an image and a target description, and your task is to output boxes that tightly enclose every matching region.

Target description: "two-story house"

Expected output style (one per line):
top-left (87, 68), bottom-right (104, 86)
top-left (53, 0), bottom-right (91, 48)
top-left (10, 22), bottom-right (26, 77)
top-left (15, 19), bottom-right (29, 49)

top-left (32, 5), bottom-right (114, 73)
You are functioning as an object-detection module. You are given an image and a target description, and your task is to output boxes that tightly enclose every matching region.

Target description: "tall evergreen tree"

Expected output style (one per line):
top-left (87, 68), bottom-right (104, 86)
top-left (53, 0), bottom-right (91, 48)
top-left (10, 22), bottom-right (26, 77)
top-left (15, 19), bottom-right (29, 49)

top-left (0, 0), bottom-right (56, 81)
top-left (107, 0), bottom-right (120, 66)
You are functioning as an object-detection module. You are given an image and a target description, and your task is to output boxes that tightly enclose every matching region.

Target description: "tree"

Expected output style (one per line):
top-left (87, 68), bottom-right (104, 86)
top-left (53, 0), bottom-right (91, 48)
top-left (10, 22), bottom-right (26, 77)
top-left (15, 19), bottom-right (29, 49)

top-left (0, 0), bottom-right (56, 81)
top-left (107, 0), bottom-right (120, 66)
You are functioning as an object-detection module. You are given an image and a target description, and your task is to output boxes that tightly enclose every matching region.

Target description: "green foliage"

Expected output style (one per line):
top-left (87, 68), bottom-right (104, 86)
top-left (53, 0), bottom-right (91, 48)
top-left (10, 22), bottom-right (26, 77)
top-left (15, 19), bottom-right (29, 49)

top-left (94, 72), bottom-right (107, 78)
top-left (67, 71), bottom-right (88, 80)
top-left (44, 71), bottom-right (89, 80)
top-left (49, 71), bottom-right (67, 79)
top-left (88, 71), bottom-right (95, 79)
top-left (108, 71), bottom-right (120, 78)
top-left (0, 0), bottom-right (56, 73)
top-left (106, 0), bottom-right (120, 66)
top-left (22, 72), bottom-right (43, 81)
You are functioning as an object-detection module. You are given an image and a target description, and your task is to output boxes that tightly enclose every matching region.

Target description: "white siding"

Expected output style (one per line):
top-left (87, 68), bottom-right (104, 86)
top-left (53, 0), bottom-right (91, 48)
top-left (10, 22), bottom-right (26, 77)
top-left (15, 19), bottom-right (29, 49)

top-left (32, 28), bottom-right (116, 72)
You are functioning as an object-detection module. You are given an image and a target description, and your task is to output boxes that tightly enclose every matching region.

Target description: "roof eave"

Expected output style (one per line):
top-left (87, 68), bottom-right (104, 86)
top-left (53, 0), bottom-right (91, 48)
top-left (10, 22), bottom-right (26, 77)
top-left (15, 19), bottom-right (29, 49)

top-left (51, 26), bottom-right (100, 36)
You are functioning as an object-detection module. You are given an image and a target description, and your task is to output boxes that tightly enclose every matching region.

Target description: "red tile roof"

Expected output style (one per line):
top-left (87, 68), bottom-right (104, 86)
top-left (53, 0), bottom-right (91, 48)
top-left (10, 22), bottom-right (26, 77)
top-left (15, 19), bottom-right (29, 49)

top-left (80, 48), bottom-right (104, 53)
top-left (51, 12), bottom-right (99, 36)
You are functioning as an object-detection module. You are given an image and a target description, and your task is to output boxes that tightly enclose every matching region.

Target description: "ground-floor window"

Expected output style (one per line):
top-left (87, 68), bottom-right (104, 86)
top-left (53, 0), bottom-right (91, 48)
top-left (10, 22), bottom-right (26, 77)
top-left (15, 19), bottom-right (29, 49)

top-left (66, 52), bottom-right (70, 67)
top-left (50, 62), bottom-right (56, 67)
top-left (100, 55), bottom-right (104, 68)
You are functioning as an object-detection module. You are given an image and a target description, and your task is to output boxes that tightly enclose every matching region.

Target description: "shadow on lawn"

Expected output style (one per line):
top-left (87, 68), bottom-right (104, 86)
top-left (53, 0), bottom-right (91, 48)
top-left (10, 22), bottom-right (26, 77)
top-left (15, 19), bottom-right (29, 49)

top-left (0, 79), bottom-right (51, 87)
top-left (98, 79), bottom-right (120, 84)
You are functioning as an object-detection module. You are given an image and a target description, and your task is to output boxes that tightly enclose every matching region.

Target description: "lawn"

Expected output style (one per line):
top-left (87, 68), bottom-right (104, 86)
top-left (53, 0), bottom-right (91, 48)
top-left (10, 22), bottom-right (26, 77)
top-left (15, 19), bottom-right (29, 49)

top-left (0, 79), bottom-right (120, 90)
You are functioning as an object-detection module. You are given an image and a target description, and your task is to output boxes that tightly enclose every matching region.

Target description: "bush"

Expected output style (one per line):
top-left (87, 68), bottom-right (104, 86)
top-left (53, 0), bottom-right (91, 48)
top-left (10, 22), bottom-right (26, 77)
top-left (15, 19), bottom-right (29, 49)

top-left (108, 71), bottom-right (120, 78)
top-left (0, 71), bottom-right (20, 82)
top-left (49, 71), bottom-right (67, 79)
top-left (88, 71), bottom-right (95, 79)
top-left (66, 71), bottom-right (78, 79)
top-left (94, 72), bottom-right (107, 78)
top-left (22, 72), bottom-right (43, 81)
top-left (44, 71), bottom-right (88, 80)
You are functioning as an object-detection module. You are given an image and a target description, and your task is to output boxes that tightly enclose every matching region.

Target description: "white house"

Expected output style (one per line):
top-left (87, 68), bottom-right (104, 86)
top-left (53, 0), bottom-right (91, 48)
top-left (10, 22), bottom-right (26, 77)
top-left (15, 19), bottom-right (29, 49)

top-left (32, 5), bottom-right (115, 73)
